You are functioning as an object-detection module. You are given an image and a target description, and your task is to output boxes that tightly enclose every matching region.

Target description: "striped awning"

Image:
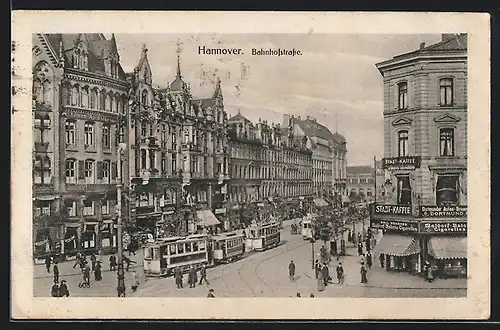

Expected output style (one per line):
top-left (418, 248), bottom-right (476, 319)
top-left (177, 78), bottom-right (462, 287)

top-left (374, 234), bottom-right (420, 257)
top-left (428, 236), bottom-right (467, 260)
top-left (313, 198), bottom-right (329, 207)
top-left (196, 210), bottom-right (220, 227)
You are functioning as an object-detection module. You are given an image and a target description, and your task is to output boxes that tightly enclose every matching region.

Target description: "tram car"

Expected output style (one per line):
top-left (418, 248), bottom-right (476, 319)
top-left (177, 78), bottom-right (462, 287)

top-left (245, 221), bottom-right (281, 252)
top-left (142, 234), bottom-right (209, 277)
top-left (301, 218), bottom-right (313, 240)
top-left (210, 231), bottom-right (245, 264)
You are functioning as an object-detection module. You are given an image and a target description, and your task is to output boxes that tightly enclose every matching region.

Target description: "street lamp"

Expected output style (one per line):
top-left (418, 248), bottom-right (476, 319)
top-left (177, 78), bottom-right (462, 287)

top-left (116, 142), bottom-right (127, 297)
top-left (309, 237), bottom-right (316, 270)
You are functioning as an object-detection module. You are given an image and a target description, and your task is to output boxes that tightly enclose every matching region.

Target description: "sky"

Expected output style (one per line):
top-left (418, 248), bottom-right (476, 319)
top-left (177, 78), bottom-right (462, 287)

top-left (113, 33), bottom-right (442, 166)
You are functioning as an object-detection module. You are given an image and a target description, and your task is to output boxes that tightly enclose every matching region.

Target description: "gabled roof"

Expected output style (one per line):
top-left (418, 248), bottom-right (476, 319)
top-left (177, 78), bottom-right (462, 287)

top-left (228, 111), bottom-right (251, 123)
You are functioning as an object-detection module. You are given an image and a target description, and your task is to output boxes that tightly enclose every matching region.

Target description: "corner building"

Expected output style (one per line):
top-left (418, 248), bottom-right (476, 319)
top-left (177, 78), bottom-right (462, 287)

top-left (373, 34), bottom-right (467, 278)
top-left (127, 45), bottom-right (229, 237)
top-left (32, 34), bottom-right (129, 261)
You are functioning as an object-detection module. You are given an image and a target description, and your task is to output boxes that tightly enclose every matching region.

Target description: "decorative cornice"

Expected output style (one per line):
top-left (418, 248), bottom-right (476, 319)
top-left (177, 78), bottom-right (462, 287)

top-left (391, 116), bottom-right (413, 126)
top-left (65, 70), bottom-right (129, 91)
top-left (63, 106), bottom-right (120, 123)
top-left (433, 113), bottom-right (461, 123)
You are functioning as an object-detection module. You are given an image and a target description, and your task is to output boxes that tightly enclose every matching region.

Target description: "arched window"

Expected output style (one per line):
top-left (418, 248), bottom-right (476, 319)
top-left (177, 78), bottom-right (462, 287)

top-left (33, 61), bottom-right (53, 104)
top-left (439, 128), bottom-right (455, 156)
top-left (141, 90), bottom-right (148, 106)
top-left (81, 87), bottom-right (89, 108)
top-left (61, 84), bottom-right (71, 105)
top-left (73, 50), bottom-right (80, 68)
top-left (117, 98), bottom-right (123, 114)
top-left (33, 80), bottom-right (43, 101)
top-left (90, 89), bottom-right (97, 109)
top-left (71, 85), bottom-right (80, 106)
top-left (105, 93), bottom-right (112, 111)
top-left (398, 130), bottom-right (409, 157)
top-left (99, 90), bottom-right (106, 110)
top-left (398, 82), bottom-right (408, 109)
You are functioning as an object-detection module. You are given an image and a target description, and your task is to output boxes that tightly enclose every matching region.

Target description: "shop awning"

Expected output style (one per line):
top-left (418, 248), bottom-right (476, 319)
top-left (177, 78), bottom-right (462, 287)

top-left (428, 236), bottom-right (467, 260)
top-left (313, 198), bottom-right (329, 207)
top-left (374, 234), bottom-right (420, 257)
top-left (33, 195), bottom-right (59, 201)
top-left (196, 210), bottom-right (220, 227)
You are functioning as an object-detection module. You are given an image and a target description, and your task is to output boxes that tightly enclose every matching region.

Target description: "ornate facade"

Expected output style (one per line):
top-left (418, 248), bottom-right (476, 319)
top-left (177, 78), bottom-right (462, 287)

top-left (127, 45), bottom-right (230, 236)
top-left (32, 33), bottom-right (129, 261)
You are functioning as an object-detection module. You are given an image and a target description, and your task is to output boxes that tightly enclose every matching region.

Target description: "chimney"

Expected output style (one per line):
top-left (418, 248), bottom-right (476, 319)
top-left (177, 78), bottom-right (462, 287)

top-left (442, 34), bottom-right (455, 42)
top-left (283, 114), bottom-right (290, 128)
top-left (419, 42), bottom-right (426, 50)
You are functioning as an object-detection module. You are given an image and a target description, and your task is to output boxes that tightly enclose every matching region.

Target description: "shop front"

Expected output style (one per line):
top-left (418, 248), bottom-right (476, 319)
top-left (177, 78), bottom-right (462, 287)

top-left (100, 220), bottom-right (117, 255)
top-left (81, 222), bottom-right (98, 255)
top-left (63, 224), bottom-right (79, 259)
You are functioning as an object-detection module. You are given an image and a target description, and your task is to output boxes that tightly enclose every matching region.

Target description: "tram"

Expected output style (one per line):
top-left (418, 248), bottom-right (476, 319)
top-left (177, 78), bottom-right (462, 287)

top-left (301, 218), bottom-right (313, 240)
top-left (245, 221), bottom-right (281, 252)
top-left (142, 234), bottom-right (209, 277)
top-left (210, 231), bottom-right (245, 264)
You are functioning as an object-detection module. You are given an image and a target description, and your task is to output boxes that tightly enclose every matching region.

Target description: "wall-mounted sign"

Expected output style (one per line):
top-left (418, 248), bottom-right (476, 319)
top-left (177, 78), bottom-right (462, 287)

top-left (382, 156), bottom-right (421, 171)
top-left (370, 218), bottom-right (419, 233)
top-left (419, 221), bottom-right (467, 234)
top-left (373, 204), bottom-right (412, 216)
top-left (420, 205), bottom-right (467, 218)
top-left (215, 208), bottom-right (226, 214)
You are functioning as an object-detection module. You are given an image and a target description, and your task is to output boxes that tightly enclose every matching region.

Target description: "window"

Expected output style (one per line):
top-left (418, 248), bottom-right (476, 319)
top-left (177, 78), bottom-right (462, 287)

top-left (102, 160), bottom-right (110, 184)
top-left (71, 86), bottom-right (80, 106)
top-left (140, 149), bottom-right (147, 169)
top-left (398, 82), bottom-right (408, 109)
top-left (102, 124), bottom-right (110, 148)
top-left (90, 89), bottom-right (97, 109)
top-left (81, 87), bottom-right (89, 108)
top-left (171, 131), bottom-right (177, 150)
top-left (83, 200), bottom-right (95, 216)
top-left (141, 90), bottom-right (148, 105)
top-left (105, 93), bottom-right (112, 111)
top-left (171, 156), bottom-right (177, 174)
top-left (101, 200), bottom-right (110, 215)
top-left (436, 175), bottom-right (460, 206)
top-left (141, 121), bottom-right (147, 137)
top-left (67, 201), bottom-right (77, 217)
top-left (439, 128), bottom-right (455, 156)
top-left (149, 150), bottom-right (156, 170)
top-left (65, 159), bottom-right (77, 184)
top-left (440, 78), bottom-right (453, 106)
top-left (35, 201), bottom-right (51, 217)
top-left (65, 121), bottom-right (76, 145)
top-left (84, 159), bottom-right (95, 184)
top-left (203, 157), bottom-right (208, 174)
top-left (398, 130), bottom-right (409, 157)
top-left (149, 123), bottom-right (154, 137)
top-left (84, 122), bottom-right (94, 146)
top-left (396, 176), bottom-right (412, 206)
top-left (161, 152), bottom-right (166, 173)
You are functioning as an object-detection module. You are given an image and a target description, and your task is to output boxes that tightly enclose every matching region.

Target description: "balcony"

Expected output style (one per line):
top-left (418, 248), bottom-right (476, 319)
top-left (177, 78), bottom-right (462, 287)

top-left (34, 142), bottom-right (49, 153)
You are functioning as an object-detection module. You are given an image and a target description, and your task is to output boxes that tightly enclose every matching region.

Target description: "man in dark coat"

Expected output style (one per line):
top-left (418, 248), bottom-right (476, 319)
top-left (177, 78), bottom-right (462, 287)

top-left (94, 261), bottom-right (102, 281)
top-left (109, 255), bottom-right (117, 271)
top-left (199, 265), bottom-right (209, 285)
top-left (360, 262), bottom-right (368, 284)
top-left (51, 281), bottom-right (59, 297)
top-left (90, 253), bottom-right (97, 271)
top-left (174, 267), bottom-right (183, 289)
top-left (365, 237), bottom-right (371, 253)
top-left (379, 253), bottom-right (385, 268)
top-left (53, 262), bottom-right (59, 283)
top-left (45, 255), bottom-right (52, 273)
top-left (336, 262), bottom-right (344, 284)
top-left (322, 263), bottom-right (330, 286)
top-left (59, 280), bottom-right (70, 297)
top-left (357, 242), bottom-right (363, 256)
top-left (288, 260), bottom-right (296, 280)
top-left (188, 267), bottom-right (197, 288)
top-left (366, 252), bottom-right (373, 269)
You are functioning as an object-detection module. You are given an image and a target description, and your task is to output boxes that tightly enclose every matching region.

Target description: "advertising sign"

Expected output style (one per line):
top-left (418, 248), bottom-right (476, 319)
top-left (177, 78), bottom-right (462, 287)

top-left (419, 205), bottom-right (467, 218)
top-left (419, 221), bottom-right (467, 234)
top-left (382, 156), bottom-right (421, 171)
top-left (370, 218), bottom-right (419, 233)
top-left (373, 204), bottom-right (412, 216)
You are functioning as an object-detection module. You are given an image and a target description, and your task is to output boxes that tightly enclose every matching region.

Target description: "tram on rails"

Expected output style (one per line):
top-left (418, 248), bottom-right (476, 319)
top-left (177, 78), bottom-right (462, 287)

top-left (142, 234), bottom-right (209, 277)
top-left (301, 218), bottom-right (313, 240)
top-left (245, 221), bottom-right (281, 252)
top-left (210, 231), bottom-right (245, 264)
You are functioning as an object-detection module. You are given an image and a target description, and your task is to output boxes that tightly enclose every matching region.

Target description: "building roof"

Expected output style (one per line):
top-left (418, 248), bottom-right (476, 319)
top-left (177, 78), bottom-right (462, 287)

top-left (346, 166), bottom-right (373, 175)
top-left (228, 111), bottom-right (251, 123)
top-left (295, 118), bottom-right (335, 141)
top-left (332, 132), bottom-right (346, 143)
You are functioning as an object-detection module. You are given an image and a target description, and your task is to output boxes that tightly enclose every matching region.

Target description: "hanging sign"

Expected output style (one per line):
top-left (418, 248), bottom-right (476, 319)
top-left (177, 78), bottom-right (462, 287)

top-left (419, 221), bottom-right (467, 234)
top-left (35, 239), bottom-right (48, 246)
top-left (382, 156), bottom-right (421, 171)
top-left (419, 205), bottom-right (467, 218)
top-left (64, 236), bottom-right (75, 243)
top-left (370, 218), bottom-right (419, 233)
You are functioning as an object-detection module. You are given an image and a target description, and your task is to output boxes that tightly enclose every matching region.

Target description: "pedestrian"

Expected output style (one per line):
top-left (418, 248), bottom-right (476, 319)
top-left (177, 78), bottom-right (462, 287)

top-left (175, 267), bottom-right (183, 289)
top-left (379, 253), bottom-right (385, 268)
top-left (83, 263), bottom-right (91, 287)
top-left (365, 237), bottom-right (371, 253)
top-left (359, 253), bottom-right (366, 265)
top-left (336, 262), bottom-right (344, 284)
top-left (357, 242), bottom-right (363, 256)
top-left (79, 255), bottom-right (87, 272)
top-left (317, 272), bottom-right (325, 292)
top-left (59, 280), bottom-right (70, 297)
top-left (314, 260), bottom-right (321, 279)
top-left (45, 255), bottom-right (52, 273)
top-left (90, 253), bottom-right (97, 272)
top-left (357, 232), bottom-right (362, 245)
top-left (288, 260), bottom-right (296, 281)
top-left (94, 261), bottom-right (102, 281)
top-left (309, 293), bottom-right (315, 298)
top-left (188, 266), bottom-right (197, 288)
top-left (207, 288), bottom-right (215, 298)
top-left (51, 280), bottom-right (60, 297)
top-left (360, 262), bottom-right (368, 284)
top-left (320, 245), bottom-right (327, 264)
top-left (109, 255), bottom-right (117, 271)
top-left (425, 262), bottom-right (434, 283)
top-left (123, 255), bottom-right (136, 272)
top-left (131, 270), bottom-right (139, 292)
top-left (199, 264), bottom-right (209, 285)
top-left (53, 262), bottom-right (59, 283)
top-left (321, 263), bottom-right (330, 286)
top-left (72, 252), bottom-right (81, 269)
top-left (366, 252), bottom-right (372, 269)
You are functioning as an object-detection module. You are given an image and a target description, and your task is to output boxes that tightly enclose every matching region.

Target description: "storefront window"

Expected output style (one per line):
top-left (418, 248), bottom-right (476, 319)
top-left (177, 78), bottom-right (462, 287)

top-left (436, 175), bottom-right (460, 206)
top-left (396, 176), bottom-right (412, 206)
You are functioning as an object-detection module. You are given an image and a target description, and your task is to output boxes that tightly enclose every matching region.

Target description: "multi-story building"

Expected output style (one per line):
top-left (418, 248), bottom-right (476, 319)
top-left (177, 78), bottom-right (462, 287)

top-left (346, 161), bottom-right (385, 204)
top-left (282, 114), bottom-right (347, 209)
top-left (225, 112), bottom-right (313, 227)
top-left (373, 34), bottom-right (467, 278)
top-left (127, 44), bottom-right (229, 236)
top-left (32, 33), bottom-right (129, 261)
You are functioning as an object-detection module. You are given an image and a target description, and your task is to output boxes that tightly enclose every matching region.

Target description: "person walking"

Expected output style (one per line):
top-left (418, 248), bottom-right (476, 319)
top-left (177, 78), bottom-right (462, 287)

top-left (199, 264), bottom-right (209, 285)
top-left (123, 255), bottom-right (136, 272)
top-left (336, 262), bottom-right (344, 284)
top-left (321, 263), bottom-right (330, 286)
top-left (72, 252), bottom-right (81, 269)
top-left (109, 255), bottom-right (117, 271)
top-left (45, 255), bottom-right (52, 273)
top-left (366, 252), bottom-right (373, 269)
top-left (207, 288), bottom-right (215, 298)
top-left (83, 263), bottom-right (91, 288)
top-left (59, 280), bottom-right (70, 297)
top-left (314, 260), bottom-right (321, 279)
top-left (360, 262), bottom-right (368, 284)
top-left (425, 261), bottom-right (434, 283)
top-left (357, 242), bottom-right (363, 256)
top-left (320, 245), bottom-right (328, 264)
top-left (188, 266), bottom-right (197, 288)
top-left (379, 253), bottom-right (385, 268)
top-left (365, 237), bottom-right (371, 253)
top-left (90, 253), bottom-right (97, 272)
top-left (51, 281), bottom-right (60, 297)
top-left (94, 261), bottom-right (102, 281)
top-left (174, 267), bottom-right (183, 289)
top-left (131, 270), bottom-right (140, 292)
top-left (79, 255), bottom-right (87, 272)
top-left (288, 260), bottom-right (296, 281)
top-left (357, 232), bottom-right (362, 245)
top-left (53, 262), bottom-right (59, 284)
